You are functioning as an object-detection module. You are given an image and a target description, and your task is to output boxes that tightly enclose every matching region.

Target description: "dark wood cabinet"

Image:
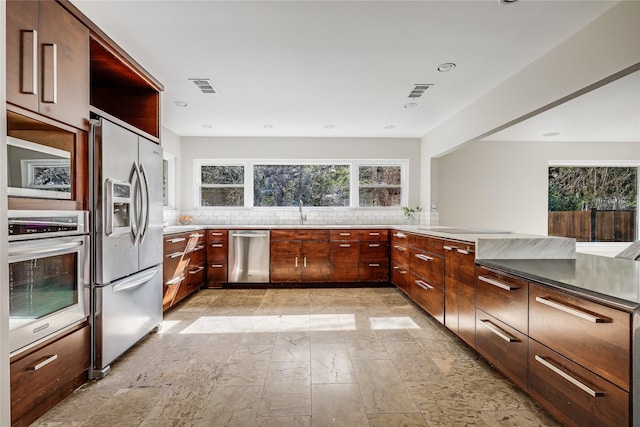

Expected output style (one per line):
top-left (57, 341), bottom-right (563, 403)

top-left (330, 241), bottom-right (359, 282)
top-left (10, 323), bottom-right (90, 427)
top-left (7, 0), bottom-right (89, 130)
top-left (270, 230), bottom-right (331, 283)
top-left (476, 266), bottom-right (528, 334)
top-left (163, 230), bottom-right (205, 311)
top-left (206, 230), bottom-right (228, 288)
top-left (443, 241), bottom-right (476, 348)
top-left (357, 230), bottom-right (389, 282)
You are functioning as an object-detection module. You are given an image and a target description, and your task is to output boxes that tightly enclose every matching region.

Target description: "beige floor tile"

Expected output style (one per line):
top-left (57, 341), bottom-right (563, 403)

top-left (199, 384), bottom-right (263, 426)
top-left (255, 416), bottom-right (312, 427)
top-left (479, 409), bottom-right (560, 426)
top-left (310, 342), bottom-right (357, 384)
top-left (366, 412), bottom-right (429, 427)
top-left (218, 359), bottom-right (270, 385)
top-left (258, 383), bottom-right (312, 417)
top-left (272, 332), bottom-right (311, 361)
top-left (311, 383), bottom-right (369, 427)
top-left (344, 331), bottom-right (389, 360)
top-left (352, 359), bottom-right (420, 414)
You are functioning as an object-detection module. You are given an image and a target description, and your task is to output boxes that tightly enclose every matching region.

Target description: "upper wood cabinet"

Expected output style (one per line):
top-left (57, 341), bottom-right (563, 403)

top-left (7, 0), bottom-right (90, 130)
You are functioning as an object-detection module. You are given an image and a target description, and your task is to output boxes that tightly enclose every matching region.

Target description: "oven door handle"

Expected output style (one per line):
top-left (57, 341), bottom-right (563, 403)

top-left (112, 269), bottom-right (158, 293)
top-left (8, 240), bottom-right (83, 258)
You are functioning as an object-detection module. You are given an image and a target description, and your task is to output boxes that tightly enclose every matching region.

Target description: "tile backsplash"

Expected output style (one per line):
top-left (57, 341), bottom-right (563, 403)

top-left (164, 208), bottom-right (437, 227)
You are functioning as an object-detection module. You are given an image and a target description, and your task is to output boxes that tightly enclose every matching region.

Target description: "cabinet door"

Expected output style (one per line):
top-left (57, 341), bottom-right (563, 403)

top-left (37, 0), bottom-right (90, 129)
top-left (331, 241), bottom-right (359, 282)
top-left (301, 240), bottom-right (331, 282)
top-left (443, 244), bottom-right (459, 334)
top-left (457, 245), bottom-right (476, 348)
top-left (7, 0), bottom-right (39, 113)
top-left (270, 241), bottom-right (301, 282)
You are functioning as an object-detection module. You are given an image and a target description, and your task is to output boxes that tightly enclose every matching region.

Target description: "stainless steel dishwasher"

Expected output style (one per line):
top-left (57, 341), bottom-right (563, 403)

top-left (228, 230), bottom-right (270, 283)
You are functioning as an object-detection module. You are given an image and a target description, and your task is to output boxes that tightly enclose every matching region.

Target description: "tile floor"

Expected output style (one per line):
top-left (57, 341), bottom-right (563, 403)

top-left (32, 288), bottom-right (559, 427)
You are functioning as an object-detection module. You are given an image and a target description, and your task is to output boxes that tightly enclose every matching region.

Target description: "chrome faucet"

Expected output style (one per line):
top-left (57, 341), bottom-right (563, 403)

top-left (299, 199), bottom-right (307, 225)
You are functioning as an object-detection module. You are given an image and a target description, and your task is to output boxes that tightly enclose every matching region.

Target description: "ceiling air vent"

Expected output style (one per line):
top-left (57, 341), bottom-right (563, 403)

top-left (189, 78), bottom-right (217, 94)
top-left (408, 84), bottom-right (433, 99)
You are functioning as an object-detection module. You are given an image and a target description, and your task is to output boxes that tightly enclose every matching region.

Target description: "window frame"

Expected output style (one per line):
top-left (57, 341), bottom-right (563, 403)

top-left (548, 159), bottom-right (640, 243)
top-left (195, 159), bottom-right (409, 209)
top-left (162, 153), bottom-right (176, 209)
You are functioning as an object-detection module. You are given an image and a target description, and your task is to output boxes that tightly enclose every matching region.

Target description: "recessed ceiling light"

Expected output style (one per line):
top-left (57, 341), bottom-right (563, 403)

top-left (202, 124), bottom-right (213, 128)
top-left (173, 101), bottom-right (187, 107)
top-left (404, 102), bottom-right (418, 109)
top-left (437, 63), bottom-right (456, 72)
top-left (264, 124), bottom-right (273, 129)
top-left (385, 125), bottom-right (396, 129)
top-left (325, 124), bottom-right (335, 129)
top-left (542, 132), bottom-right (560, 137)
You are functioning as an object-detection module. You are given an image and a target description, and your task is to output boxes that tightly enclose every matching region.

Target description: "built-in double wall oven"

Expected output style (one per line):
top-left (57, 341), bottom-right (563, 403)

top-left (8, 210), bottom-right (90, 354)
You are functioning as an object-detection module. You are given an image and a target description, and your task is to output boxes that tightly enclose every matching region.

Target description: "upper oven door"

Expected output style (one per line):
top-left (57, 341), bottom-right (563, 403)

top-left (8, 235), bottom-right (89, 354)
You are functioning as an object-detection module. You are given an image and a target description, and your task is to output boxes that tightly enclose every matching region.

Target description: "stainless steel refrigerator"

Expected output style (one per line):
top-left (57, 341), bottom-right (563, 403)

top-left (89, 115), bottom-right (163, 378)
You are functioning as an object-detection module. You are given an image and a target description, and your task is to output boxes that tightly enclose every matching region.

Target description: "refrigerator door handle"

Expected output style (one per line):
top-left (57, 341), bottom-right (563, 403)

top-left (131, 162), bottom-right (143, 245)
top-left (138, 162), bottom-right (151, 244)
top-left (112, 268), bottom-right (158, 293)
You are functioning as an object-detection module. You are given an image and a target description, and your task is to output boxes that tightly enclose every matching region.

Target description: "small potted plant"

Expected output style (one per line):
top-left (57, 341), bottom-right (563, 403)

top-left (401, 206), bottom-right (422, 224)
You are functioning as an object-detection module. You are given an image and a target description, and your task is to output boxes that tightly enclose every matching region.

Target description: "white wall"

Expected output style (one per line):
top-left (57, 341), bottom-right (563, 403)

top-left (436, 140), bottom-right (640, 234)
top-left (421, 1), bottom-right (640, 210)
top-left (179, 136), bottom-right (421, 212)
top-left (0, 0), bottom-right (10, 423)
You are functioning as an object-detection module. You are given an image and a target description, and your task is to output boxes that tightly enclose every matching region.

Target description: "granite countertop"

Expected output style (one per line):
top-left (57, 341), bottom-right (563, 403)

top-left (478, 254), bottom-right (640, 310)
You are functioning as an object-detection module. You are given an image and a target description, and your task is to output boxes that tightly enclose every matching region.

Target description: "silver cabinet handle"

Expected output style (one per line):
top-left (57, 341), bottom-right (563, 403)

top-left (534, 355), bottom-right (604, 397)
top-left (392, 266), bottom-right (407, 274)
top-left (304, 256), bottom-right (307, 267)
top-left (42, 43), bottom-right (57, 103)
top-left (393, 245), bottom-right (406, 252)
top-left (28, 354), bottom-right (57, 371)
top-left (191, 233), bottom-right (205, 238)
top-left (368, 263), bottom-right (380, 267)
top-left (21, 29), bottom-right (38, 95)
top-left (457, 249), bottom-right (473, 255)
top-left (295, 256), bottom-right (298, 268)
top-left (415, 280), bottom-right (433, 291)
top-left (167, 237), bottom-right (186, 243)
top-left (232, 233), bottom-right (269, 238)
top-left (210, 243), bottom-right (224, 248)
top-left (415, 253), bottom-right (433, 262)
top-left (339, 244), bottom-right (351, 247)
top-left (339, 232), bottom-right (351, 236)
top-left (369, 243), bottom-right (380, 247)
top-left (443, 245), bottom-right (457, 251)
top-left (165, 275), bottom-right (185, 285)
top-left (210, 232), bottom-right (224, 236)
top-left (189, 266), bottom-right (205, 274)
top-left (211, 264), bottom-right (224, 268)
top-left (535, 296), bottom-right (605, 323)
top-left (479, 275), bottom-right (518, 291)
top-left (393, 232), bottom-right (406, 239)
top-left (192, 245), bottom-right (205, 252)
top-left (167, 251), bottom-right (183, 259)
top-left (479, 319), bottom-right (518, 343)
top-left (368, 232), bottom-right (380, 236)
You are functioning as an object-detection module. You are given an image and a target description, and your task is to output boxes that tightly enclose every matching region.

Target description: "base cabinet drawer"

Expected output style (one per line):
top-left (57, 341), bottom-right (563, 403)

top-left (358, 260), bottom-right (388, 282)
top-left (475, 310), bottom-right (527, 391)
top-left (410, 272), bottom-right (444, 324)
top-left (11, 323), bottom-right (90, 427)
top-left (528, 339), bottom-right (629, 427)
top-left (207, 263), bottom-right (227, 288)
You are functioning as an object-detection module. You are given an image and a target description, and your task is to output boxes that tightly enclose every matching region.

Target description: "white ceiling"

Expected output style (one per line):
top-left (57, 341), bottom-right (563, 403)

top-left (71, 0), bottom-right (621, 138)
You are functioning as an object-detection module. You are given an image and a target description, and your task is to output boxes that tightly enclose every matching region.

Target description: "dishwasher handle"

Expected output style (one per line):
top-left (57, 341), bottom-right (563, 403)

top-left (232, 233), bottom-right (270, 238)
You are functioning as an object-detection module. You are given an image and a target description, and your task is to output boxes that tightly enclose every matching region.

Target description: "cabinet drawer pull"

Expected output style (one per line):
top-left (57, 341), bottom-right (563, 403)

top-left (534, 355), bottom-right (604, 397)
top-left (211, 264), bottom-right (224, 268)
top-left (304, 257), bottom-right (307, 268)
top-left (192, 245), bottom-right (205, 252)
top-left (190, 233), bottom-right (205, 238)
top-left (415, 280), bottom-right (433, 291)
top-left (368, 263), bottom-right (380, 267)
top-left (210, 243), bottom-right (224, 248)
top-left (167, 237), bottom-right (186, 243)
top-left (189, 266), bottom-right (205, 274)
top-left (27, 354), bottom-right (58, 371)
top-left (457, 249), bottom-right (473, 255)
top-left (535, 297), bottom-right (605, 323)
top-left (210, 232), bottom-right (224, 236)
top-left (479, 319), bottom-right (518, 343)
top-left (368, 243), bottom-right (381, 247)
top-left (393, 245), bottom-right (406, 252)
top-left (167, 251), bottom-right (183, 259)
top-left (414, 253), bottom-right (433, 262)
top-left (393, 232), bottom-right (406, 239)
top-left (443, 245), bottom-right (457, 251)
top-left (21, 29), bottom-right (38, 95)
top-left (339, 244), bottom-right (351, 248)
top-left (392, 266), bottom-right (408, 274)
top-left (42, 43), bottom-right (57, 103)
top-left (295, 257), bottom-right (298, 268)
top-left (165, 275), bottom-right (185, 285)
top-left (479, 275), bottom-right (518, 291)
top-left (339, 232), bottom-right (351, 236)
top-left (368, 232), bottom-right (381, 236)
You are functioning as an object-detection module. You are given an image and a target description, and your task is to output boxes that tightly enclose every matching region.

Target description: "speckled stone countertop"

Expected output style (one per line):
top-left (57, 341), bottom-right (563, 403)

top-left (478, 254), bottom-right (640, 310)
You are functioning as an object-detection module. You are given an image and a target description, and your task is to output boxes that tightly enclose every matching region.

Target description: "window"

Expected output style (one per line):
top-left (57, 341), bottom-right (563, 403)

top-left (254, 164), bottom-right (349, 207)
top-left (195, 160), bottom-right (407, 208)
top-left (199, 164), bottom-right (245, 207)
top-left (548, 164), bottom-right (638, 242)
top-left (358, 165), bottom-right (401, 207)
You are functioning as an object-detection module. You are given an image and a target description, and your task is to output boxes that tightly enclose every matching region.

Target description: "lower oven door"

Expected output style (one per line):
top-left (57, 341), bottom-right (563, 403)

top-left (8, 235), bottom-right (89, 354)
